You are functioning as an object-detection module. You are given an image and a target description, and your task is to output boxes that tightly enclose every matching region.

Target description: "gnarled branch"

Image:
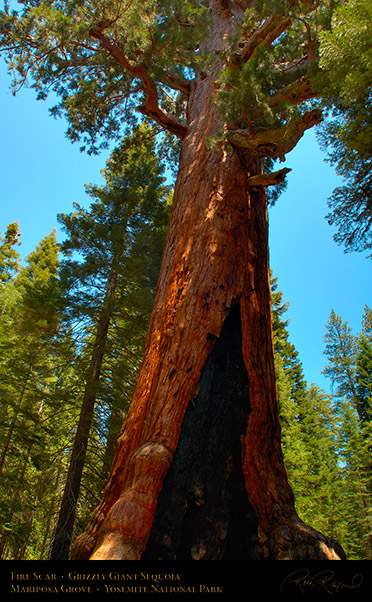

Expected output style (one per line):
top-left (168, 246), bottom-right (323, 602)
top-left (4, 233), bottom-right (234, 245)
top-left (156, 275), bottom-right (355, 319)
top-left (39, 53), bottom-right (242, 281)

top-left (157, 69), bottom-right (192, 96)
top-left (247, 167), bottom-right (292, 188)
top-left (90, 25), bottom-right (188, 138)
top-left (269, 73), bottom-right (317, 108)
top-left (227, 108), bottom-right (322, 158)
top-left (235, 15), bottom-right (292, 66)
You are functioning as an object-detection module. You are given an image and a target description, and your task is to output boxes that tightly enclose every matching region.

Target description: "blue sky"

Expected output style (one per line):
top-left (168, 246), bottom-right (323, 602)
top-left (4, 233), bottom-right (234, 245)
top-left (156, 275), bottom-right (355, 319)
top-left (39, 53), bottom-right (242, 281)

top-left (269, 132), bottom-right (371, 391)
top-left (1, 63), bottom-right (371, 394)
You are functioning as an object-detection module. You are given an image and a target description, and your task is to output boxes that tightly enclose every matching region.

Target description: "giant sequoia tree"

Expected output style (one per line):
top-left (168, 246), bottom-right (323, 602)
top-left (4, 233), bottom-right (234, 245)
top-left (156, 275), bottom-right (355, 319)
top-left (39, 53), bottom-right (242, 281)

top-left (1, 0), bottom-right (347, 560)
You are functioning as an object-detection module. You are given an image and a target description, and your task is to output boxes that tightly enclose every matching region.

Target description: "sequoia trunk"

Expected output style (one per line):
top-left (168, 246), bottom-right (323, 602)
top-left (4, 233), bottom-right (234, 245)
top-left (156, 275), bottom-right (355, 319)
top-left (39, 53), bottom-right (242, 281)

top-left (71, 11), bottom-right (345, 561)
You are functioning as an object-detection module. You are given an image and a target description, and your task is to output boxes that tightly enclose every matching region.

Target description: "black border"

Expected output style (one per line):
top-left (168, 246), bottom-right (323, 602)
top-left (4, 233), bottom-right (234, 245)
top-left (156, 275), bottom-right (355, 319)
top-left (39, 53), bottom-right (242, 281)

top-left (2, 560), bottom-right (370, 602)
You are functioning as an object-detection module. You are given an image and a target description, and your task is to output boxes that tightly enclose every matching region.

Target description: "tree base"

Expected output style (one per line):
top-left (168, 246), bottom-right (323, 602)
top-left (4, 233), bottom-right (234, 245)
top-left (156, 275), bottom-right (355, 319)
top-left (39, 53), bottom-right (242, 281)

top-left (258, 518), bottom-right (347, 560)
top-left (142, 304), bottom-right (346, 561)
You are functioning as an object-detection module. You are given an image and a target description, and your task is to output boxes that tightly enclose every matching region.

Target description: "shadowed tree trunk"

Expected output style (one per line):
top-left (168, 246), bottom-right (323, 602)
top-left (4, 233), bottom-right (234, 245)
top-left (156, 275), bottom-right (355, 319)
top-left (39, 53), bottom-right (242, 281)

top-left (70, 19), bottom-right (345, 558)
top-left (50, 262), bottom-right (119, 560)
top-left (0, 352), bottom-right (36, 474)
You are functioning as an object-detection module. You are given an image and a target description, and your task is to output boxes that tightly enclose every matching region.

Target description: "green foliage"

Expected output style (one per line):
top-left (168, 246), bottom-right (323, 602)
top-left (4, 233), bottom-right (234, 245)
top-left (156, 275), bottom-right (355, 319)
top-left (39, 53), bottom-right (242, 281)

top-left (58, 123), bottom-right (170, 320)
top-left (0, 229), bottom-right (68, 558)
top-left (324, 161), bottom-right (372, 256)
top-left (49, 124), bottom-right (171, 555)
top-left (271, 274), bottom-right (307, 406)
top-left (15, 229), bottom-right (61, 334)
top-left (356, 334), bottom-right (372, 426)
top-left (322, 309), bottom-right (358, 410)
top-left (0, 127), bottom-right (170, 558)
top-left (272, 277), bottom-right (341, 534)
top-left (335, 399), bottom-right (372, 559)
top-left (0, 0), bottom-right (340, 161)
top-left (0, 0), bottom-right (208, 152)
top-left (273, 280), bottom-right (372, 559)
top-left (0, 222), bottom-right (21, 285)
top-left (355, 306), bottom-right (372, 427)
top-left (317, 0), bottom-right (372, 255)
top-left (318, 0), bottom-right (372, 152)
top-left (296, 385), bottom-right (343, 538)
top-left (214, 1), bottom-right (335, 137)
top-left (321, 306), bottom-right (372, 558)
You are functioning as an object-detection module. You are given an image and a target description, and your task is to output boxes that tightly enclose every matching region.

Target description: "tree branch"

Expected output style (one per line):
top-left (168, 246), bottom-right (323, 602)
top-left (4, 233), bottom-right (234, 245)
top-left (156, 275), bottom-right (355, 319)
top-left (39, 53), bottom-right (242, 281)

top-left (89, 25), bottom-right (188, 138)
top-left (235, 15), bottom-right (292, 66)
top-left (135, 65), bottom-right (188, 137)
top-left (269, 74), bottom-right (317, 108)
top-left (247, 167), bottom-right (292, 188)
top-left (227, 108), bottom-right (323, 159)
top-left (157, 69), bottom-right (192, 96)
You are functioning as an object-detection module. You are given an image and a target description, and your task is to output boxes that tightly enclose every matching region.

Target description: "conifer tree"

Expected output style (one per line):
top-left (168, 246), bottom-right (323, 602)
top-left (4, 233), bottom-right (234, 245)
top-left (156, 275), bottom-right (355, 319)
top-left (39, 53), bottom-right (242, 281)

top-left (296, 385), bottom-right (343, 541)
top-left (0, 230), bottom-right (62, 557)
top-left (271, 276), bottom-right (309, 511)
top-left (271, 280), bottom-right (342, 539)
top-left (0, 222), bottom-right (21, 286)
top-left (355, 306), bottom-right (372, 426)
top-left (0, 0), bottom-right (347, 559)
top-left (49, 125), bottom-right (170, 559)
top-left (322, 308), bottom-right (372, 558)
top-left (0, 230), bottom-right (60, 473)
top-left (336, 399), bottom-right (372, 558)
top-left (323, 310), bottom-right (359, 413)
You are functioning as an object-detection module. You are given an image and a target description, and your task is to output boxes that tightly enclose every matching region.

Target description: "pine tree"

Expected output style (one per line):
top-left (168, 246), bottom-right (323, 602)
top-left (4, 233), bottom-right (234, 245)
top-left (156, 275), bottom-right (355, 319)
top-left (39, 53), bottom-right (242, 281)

top-left (0, 230), bottom-right (63, 557)
top-left (271, 275), bottom-right (309, 514)
top-left (323, 310), bottom-right (359, 413)
top-left (336, 399), bottom-right (372, 559)
top-left (355, 306), bottom-right (372, 426)
top-left (49, 125), bottom-right (170, 559)
top-left (296, 385), bottom-right (343, 542)
top-left (0, 231), bottom-right (61, 472)
top-left (1, 0), bottom-right (346, 560)
top-left (271, 280), bottom-right (342, 541)
top-left (0, 222), bottom-right (21, 286)
top-left (322, 308), bottom-right (372, 558)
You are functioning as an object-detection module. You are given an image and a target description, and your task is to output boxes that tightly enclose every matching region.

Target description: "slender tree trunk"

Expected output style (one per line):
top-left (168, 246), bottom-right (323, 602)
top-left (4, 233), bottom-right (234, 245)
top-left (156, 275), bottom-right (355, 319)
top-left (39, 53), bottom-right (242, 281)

top-left (356, 466), bottom-right (372, 557)
top-left (0, 355), bottom-right (35, 473)
top-left (0, 431), bottom-right (34, 558)
top-left (71, 10), bottom-right (345, 562)
top-left (39, 462), bottom-right (64, 559)
top-left (0, 398), bottom-right (43, 559)
top-left (49, 262), bottom-right (119, 559)
top-left (99, 396), bottom-right (126, 486)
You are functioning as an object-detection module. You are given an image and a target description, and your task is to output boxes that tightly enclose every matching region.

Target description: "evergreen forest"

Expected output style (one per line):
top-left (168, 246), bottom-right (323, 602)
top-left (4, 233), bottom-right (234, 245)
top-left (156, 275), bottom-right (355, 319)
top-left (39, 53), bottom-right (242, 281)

top-left (0, 0), bottom-right (371, 561)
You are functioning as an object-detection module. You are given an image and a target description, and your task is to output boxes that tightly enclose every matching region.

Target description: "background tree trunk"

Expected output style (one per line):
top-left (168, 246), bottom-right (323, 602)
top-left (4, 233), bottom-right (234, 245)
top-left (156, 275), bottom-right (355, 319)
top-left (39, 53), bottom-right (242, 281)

top-left (0, 354), bottom-right (35, 473)
top-left (50, 262), bottom-right (119, 559)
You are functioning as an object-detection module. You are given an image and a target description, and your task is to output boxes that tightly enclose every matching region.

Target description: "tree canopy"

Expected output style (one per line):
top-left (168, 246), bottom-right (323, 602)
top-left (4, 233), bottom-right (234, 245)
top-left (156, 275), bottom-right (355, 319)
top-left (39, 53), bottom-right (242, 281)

top-left (1, 1), bottom-right (334, 149)
top-left (317, 0), bottom-right (372, 255)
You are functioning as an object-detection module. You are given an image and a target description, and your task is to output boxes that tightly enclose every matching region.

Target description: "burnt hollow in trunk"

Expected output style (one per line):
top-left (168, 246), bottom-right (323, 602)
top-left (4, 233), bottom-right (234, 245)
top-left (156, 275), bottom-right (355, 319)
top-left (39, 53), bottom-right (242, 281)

top-left (143, 304), bottom-right (259, 560)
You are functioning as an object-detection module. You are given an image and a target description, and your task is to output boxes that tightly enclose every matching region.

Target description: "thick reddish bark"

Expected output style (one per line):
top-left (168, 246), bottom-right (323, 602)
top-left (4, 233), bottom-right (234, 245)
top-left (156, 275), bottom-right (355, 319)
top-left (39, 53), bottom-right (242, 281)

top-left (70, 8), bottom-right (345, 561)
